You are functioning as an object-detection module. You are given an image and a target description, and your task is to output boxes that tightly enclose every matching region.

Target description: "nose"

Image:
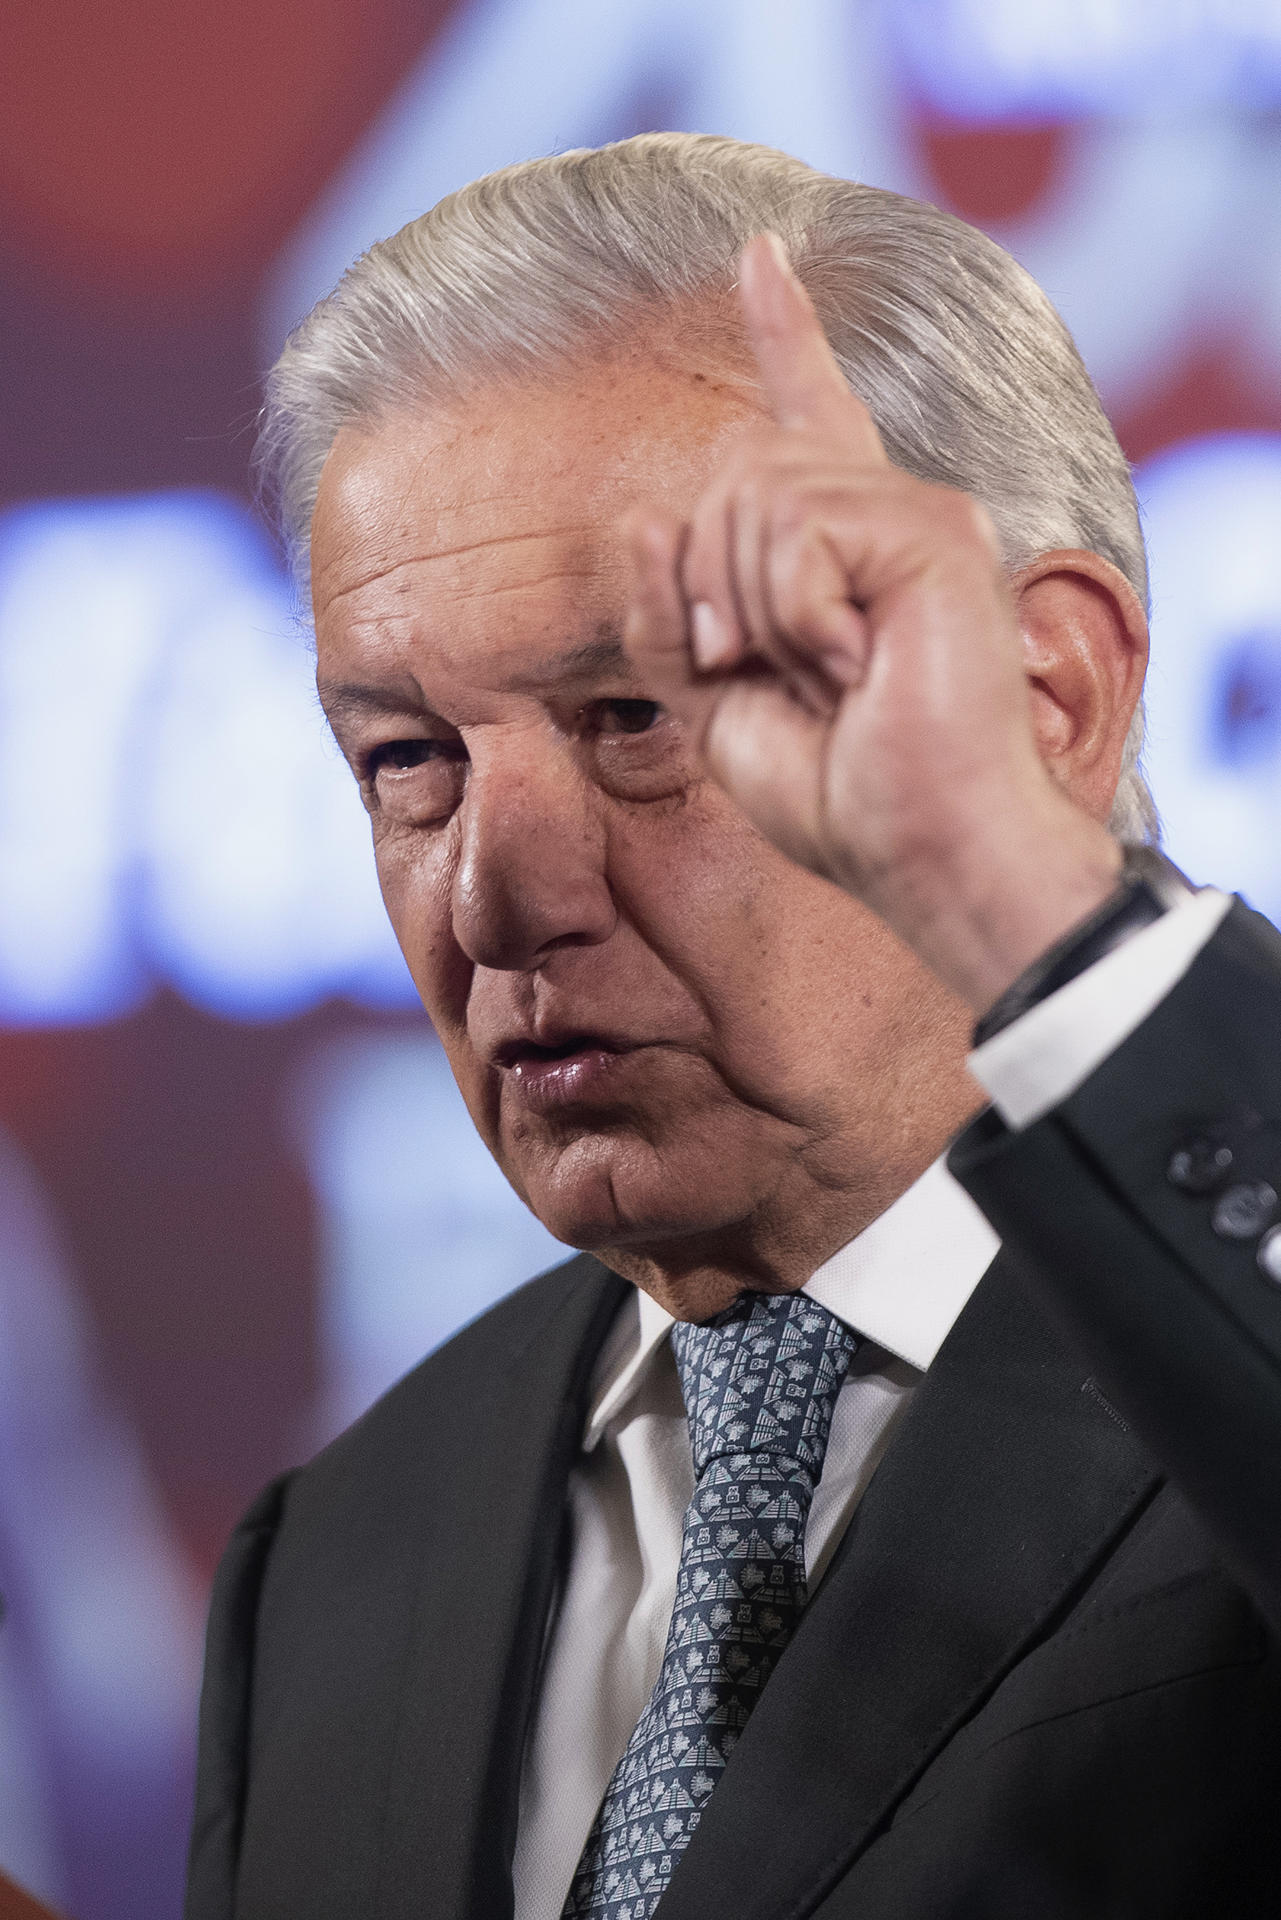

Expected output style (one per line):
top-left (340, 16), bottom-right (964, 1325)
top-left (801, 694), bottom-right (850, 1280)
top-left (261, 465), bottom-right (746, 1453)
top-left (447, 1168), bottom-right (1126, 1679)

top-left (451, 748), bottom-right (618, 971)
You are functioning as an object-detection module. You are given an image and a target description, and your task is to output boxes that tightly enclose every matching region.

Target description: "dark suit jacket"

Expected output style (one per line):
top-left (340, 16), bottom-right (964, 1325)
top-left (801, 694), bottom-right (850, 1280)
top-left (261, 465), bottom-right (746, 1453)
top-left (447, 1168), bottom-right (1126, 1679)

top-left (186, 901), bottom-right (1281, 1919)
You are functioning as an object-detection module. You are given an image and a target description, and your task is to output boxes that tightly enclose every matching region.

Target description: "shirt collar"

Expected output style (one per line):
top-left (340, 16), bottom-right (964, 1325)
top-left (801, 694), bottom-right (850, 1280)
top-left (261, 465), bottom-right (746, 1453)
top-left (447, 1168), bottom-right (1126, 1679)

top-left (803, 1155), bottom-right (999, 1368)
top-left (582, 1156), bottom-right (999, 1450)
top-left (583, 1287), bottom-right (675, 1449)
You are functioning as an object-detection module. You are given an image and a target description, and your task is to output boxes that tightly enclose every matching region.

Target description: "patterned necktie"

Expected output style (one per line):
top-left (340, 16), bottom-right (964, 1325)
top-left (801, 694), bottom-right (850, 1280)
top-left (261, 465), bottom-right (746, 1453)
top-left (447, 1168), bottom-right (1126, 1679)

top-left (562, 1289), bottom-right (857, 1920)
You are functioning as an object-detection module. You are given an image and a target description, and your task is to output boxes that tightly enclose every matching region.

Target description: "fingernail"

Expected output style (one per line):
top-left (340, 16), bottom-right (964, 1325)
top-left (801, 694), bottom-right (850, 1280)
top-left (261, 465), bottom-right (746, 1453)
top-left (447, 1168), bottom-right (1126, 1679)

top-left (762, 231), bottom-right (792, 276)
top-left (691, 601), bottom-right (734, 669)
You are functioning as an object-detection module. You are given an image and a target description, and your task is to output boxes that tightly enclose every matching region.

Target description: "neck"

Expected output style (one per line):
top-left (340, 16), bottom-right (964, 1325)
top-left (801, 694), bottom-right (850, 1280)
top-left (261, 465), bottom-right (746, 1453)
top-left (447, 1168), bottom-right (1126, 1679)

top-left (597, 1089), bottom-right (984, 1321)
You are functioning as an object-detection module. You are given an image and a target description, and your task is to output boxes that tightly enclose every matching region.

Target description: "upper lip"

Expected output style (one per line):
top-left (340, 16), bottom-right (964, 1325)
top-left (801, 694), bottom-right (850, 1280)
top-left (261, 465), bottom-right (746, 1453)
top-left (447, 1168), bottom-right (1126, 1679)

top-left (491, 1026), bottom-right (649, 1069)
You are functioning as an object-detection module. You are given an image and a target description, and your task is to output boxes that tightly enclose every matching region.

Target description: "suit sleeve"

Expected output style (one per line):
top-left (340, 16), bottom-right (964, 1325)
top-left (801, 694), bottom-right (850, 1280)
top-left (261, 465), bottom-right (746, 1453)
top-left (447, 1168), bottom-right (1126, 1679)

top-left (184, 1473), bottom-right (293, 1920)
top-left (948, 900), bottom-right (1281, 1628)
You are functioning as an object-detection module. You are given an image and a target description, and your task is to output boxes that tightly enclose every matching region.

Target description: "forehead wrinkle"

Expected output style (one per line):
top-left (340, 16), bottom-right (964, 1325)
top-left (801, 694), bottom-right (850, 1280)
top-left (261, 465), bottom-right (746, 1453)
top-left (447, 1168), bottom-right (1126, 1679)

top-left (319, 523), bottom-right (598, 611)
top-left (445, 563), bottom-right (601, 604)
top-left (316, 629), bottom-right (631, 730)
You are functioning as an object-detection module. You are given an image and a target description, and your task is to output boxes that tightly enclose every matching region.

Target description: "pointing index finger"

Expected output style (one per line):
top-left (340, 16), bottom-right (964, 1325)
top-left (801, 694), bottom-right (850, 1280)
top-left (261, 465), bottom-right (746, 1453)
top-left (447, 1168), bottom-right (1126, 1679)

top-left (739, 233), bottom-right (886, 463)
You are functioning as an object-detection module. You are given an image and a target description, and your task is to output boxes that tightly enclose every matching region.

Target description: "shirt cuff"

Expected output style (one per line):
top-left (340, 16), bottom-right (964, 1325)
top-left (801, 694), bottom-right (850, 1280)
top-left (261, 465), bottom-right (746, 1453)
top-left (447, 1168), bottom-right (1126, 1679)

top-left (968, 886), bottom-right (1233, 1131)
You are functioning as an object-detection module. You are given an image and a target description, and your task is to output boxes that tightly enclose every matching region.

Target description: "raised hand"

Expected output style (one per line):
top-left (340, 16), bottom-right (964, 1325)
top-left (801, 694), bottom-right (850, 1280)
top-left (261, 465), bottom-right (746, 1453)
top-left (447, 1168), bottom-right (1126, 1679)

top-left (622, 233), bottom-right (1127, 1014)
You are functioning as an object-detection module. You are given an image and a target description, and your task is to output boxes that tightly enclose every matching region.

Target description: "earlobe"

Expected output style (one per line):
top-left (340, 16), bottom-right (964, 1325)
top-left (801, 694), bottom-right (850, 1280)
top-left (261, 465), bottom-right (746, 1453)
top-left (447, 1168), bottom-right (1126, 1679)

top-left (1012, 548), bottom-right (1149, 819)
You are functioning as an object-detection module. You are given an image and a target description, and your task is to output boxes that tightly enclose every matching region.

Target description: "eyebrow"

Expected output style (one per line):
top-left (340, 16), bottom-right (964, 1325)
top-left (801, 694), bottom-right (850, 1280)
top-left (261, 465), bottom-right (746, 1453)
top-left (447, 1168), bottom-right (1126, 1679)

top-left (317, 630), bottom-right (635, 732)
top-left (515, 630), bottom-right (630, 689)
top-left (315, 681), bottom-right (427, 734)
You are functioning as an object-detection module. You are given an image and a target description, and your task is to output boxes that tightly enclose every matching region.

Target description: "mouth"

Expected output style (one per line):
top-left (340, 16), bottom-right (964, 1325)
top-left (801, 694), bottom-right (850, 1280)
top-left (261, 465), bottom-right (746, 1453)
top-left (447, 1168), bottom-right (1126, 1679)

top-left (494, 1034), bottom-right (646, 1114)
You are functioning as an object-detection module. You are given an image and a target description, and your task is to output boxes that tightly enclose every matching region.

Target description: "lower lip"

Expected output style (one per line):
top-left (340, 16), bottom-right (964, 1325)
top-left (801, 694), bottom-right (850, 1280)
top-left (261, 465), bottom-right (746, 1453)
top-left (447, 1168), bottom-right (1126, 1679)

top-left (505, 1046), bottom-right (639, 1114)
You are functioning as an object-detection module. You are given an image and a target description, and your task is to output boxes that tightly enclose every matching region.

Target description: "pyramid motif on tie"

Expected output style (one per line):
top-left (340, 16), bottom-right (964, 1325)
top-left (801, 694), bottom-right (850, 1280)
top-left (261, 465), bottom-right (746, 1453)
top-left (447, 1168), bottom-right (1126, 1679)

top-left (562, 1290), bottom-right (857, 1920)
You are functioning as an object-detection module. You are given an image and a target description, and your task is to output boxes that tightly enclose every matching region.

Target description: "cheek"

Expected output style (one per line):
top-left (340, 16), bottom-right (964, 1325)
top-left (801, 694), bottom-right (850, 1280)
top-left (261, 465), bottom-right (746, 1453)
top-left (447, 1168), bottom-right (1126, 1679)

top-left (375, 828), bottom-right (511, 1156)
top-left (373, 825), bottom-right (470, 1025)
top-left (647, 809), bottom-right (946, 1108)
top-left (606, 798), bottom-right (814, 1084)
top-left (611, 787), bottom-right (771, 959)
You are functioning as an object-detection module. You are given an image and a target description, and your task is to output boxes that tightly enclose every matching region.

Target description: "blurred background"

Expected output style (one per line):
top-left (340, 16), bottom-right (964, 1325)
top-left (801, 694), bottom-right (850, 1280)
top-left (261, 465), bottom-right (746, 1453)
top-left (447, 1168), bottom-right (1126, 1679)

top-left (3, 1), bottom-right (1281, 1913)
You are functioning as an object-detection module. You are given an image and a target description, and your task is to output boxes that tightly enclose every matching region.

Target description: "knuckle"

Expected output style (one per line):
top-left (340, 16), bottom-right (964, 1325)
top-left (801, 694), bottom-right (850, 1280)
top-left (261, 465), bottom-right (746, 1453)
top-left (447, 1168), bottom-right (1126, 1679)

top-left (768, 533), bottom-right (816, 629)
top-left (681, 518), bottom-right (724, 604)
top-left (767, 483), bottom-right (810, 540)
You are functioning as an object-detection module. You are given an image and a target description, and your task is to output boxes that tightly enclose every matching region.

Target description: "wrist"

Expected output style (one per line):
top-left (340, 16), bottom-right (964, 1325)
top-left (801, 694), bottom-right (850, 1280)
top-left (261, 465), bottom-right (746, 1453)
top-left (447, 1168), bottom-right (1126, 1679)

top-left (972, 844), bottom-right (1196, 1044)
top-left (864, 798), bottom-right (1125, 1016)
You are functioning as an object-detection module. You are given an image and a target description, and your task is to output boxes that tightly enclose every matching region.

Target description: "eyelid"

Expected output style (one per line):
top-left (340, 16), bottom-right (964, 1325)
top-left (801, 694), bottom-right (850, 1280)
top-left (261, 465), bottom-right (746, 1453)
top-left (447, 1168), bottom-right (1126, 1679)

top-left (585, 695), bottom-right (664, 730)
top-left (364, 735), bottom-right (466, 777)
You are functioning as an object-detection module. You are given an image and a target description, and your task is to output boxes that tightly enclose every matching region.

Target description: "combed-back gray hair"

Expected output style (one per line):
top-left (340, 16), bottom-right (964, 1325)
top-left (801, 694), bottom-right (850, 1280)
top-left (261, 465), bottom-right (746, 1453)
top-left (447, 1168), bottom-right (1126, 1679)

top-left (259, 130), bottom-right (1158, 843)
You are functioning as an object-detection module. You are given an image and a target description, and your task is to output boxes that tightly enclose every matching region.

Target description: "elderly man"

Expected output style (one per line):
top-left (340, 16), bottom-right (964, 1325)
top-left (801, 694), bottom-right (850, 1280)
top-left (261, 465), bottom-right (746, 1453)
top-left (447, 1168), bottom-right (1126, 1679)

top-left (187, 135), bottom-right (1281, 1919)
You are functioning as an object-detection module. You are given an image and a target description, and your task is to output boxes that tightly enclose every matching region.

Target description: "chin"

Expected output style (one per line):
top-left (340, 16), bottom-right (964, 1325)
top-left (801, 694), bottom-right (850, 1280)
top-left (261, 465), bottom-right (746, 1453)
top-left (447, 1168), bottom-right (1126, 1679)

top-left (510, 1128), bottom-right (742, 1255)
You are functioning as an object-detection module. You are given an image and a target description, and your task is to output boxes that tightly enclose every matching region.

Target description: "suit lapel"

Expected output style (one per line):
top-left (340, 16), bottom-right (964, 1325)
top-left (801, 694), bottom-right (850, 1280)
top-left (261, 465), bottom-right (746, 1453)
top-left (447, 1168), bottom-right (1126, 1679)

top-left (377, 1254), bottom-right (628, 1920)
top-left (657, 1253), bottom-right (1161, 1920)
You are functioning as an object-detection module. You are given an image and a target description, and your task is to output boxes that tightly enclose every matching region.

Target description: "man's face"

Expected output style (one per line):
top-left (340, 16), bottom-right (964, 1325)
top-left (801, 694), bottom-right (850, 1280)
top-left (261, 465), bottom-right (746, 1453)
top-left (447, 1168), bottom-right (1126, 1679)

top-left (311, 352), bottom-right (978, 1299)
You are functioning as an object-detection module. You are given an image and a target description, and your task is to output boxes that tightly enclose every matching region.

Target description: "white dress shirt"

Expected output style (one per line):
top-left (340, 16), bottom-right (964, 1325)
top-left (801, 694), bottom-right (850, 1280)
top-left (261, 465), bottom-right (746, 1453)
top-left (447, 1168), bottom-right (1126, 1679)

top-left (511, 888), bottom-right (1231, 1920)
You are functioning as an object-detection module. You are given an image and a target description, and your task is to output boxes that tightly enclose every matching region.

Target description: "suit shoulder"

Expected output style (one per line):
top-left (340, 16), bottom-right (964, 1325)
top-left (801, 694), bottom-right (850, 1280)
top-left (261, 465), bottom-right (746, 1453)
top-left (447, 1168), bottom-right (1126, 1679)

top-left (1220, 897), bottom-right (1281, 973)
top-left (287, 1250), bottom-right (616, 1505)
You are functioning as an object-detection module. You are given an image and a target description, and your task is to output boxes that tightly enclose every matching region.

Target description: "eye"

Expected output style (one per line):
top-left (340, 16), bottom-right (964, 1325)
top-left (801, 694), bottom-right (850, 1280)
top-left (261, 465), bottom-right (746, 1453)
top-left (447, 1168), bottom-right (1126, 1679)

top-left (359, 734), bottom-right (468, 827)
top-left (367, 737), bottom-right (464, 776)
top-left (585, 695), bottom-right (690, 803)
top-left (592, 697), bottom-right (663, 736)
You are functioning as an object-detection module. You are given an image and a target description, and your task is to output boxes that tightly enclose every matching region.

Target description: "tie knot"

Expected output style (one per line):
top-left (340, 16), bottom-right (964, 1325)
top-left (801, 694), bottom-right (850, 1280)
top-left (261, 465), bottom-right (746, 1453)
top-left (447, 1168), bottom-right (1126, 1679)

top-left (671, 1290), bottom-right (857, 1483)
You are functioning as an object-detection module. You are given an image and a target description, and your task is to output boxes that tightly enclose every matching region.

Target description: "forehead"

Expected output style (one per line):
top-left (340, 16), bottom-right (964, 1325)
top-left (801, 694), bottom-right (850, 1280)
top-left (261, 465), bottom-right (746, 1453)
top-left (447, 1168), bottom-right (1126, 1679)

top-left (309, 355), bottom-right (763, 633)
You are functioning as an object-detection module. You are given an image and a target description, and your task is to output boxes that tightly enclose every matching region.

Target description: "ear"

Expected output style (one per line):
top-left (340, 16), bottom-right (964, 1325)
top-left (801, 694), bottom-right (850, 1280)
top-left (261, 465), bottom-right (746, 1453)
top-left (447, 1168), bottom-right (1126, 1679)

top-left (1011, 547), bottom-right (1150, 825)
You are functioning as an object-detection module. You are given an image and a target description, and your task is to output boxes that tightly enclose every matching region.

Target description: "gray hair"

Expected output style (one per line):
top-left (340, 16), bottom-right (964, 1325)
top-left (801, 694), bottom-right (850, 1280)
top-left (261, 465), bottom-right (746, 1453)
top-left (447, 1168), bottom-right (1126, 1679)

top-left (258, 131), bottom-right (1157, 843)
